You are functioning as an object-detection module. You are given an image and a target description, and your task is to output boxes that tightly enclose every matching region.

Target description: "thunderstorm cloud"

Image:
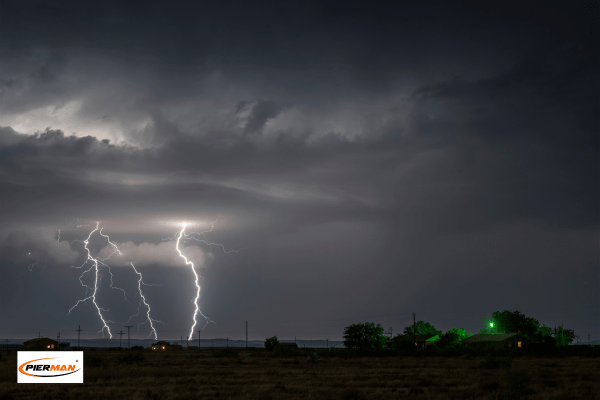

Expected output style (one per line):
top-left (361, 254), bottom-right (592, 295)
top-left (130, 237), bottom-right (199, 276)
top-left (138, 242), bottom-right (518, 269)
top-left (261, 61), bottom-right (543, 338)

top-left (0, 0), bottom-right (597, 341)
top-left (97, 241), bottom-right (212, 268)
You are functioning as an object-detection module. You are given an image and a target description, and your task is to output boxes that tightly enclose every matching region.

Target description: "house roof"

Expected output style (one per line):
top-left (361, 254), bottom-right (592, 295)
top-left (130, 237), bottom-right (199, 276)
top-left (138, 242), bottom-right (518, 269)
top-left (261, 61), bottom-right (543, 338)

top-left (463, 333), bottom-right (522, 343)
top-left (426, 335), bottom-right (440, 342)
top-left (24, 338), bottom-right (58, 344)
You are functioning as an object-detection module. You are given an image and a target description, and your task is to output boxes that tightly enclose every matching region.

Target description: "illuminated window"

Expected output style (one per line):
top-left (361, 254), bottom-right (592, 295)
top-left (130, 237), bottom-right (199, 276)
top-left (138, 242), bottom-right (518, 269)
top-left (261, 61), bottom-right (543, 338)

top-left (51, 344), bottom-right (54, 348)
top-left (47, 345), bottom-right (50, 348)
top-left (518, 342), bottom-right (522, 348)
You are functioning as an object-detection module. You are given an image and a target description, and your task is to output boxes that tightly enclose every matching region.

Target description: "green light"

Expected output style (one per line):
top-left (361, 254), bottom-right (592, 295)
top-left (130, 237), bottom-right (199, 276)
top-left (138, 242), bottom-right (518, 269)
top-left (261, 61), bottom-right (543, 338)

top-left (490, 322), bottom-right (494, 327)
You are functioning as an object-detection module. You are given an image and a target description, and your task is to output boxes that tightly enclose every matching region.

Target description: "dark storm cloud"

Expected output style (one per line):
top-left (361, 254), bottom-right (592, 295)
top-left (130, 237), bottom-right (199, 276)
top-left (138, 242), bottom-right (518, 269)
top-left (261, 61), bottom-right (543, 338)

top-left (0, 230), bottom-right (78, 266)
top-left (239, 100), bottom-right (290, 134)
top-left (0, 0), bottom-right (597, 339)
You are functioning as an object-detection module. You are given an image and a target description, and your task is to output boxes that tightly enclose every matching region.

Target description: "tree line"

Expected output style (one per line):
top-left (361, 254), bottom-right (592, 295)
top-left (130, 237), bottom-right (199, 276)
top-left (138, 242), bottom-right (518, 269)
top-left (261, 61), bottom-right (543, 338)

top-left (341, 310), bottom-right (576, 350)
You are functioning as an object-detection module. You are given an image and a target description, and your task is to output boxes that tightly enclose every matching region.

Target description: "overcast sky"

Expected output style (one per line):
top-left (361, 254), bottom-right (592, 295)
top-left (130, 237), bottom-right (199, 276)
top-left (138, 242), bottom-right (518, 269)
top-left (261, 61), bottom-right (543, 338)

top-left (1, 0), bottom-right (598, 343)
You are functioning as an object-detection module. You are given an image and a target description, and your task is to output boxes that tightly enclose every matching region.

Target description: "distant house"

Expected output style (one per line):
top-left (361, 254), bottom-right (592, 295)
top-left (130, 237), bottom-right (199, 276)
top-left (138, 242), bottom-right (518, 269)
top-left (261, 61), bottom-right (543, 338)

top-left (426, 335), bottom-right (440, 344)
top-left (151, 341), bottom-right (172, 350)
top-left (24, 338), bottom-right (59, 350)
top-left (393, 334), bottom-right (440, 349)
top-left (462, 333), bottom-right (530, 349)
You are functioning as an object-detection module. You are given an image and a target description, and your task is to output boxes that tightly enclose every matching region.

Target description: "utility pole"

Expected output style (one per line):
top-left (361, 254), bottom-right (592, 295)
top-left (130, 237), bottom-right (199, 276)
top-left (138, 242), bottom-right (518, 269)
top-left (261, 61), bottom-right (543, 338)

top-left (246, 321), bottom-right (248, 348)
top-left (198, 330), bottom-right (201, 349)
top-left (384, 327), bottom-right (393, 339)
top-left (57, 332), bottom-right (60, 350)
top-left (413, 312), bottom-right (416, 348)
top-left (186, 337), bottom-right (189, 349)
top-left (588, 333), bottom-right (590, 344)
top-left (117, 331), bottom-right (125, 348)
top-left (226, 337), bottom-right (229, 348)
top-left (77, 325), bottom-right (82, 348)
top-left (326, 338), bottom-right (329, 349)
top-left (125, 326), bottom-right (133, 349)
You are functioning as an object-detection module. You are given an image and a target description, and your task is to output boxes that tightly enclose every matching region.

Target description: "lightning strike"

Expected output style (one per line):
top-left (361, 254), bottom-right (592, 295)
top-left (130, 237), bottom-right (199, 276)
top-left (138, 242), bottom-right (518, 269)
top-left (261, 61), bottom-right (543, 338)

top-left (128, 262), bottom-right (161, 339)
top-left (175, 223), bottom-right (207, 340)
top-left (172, 218), bottom-right (245, 339)
top-left (67, 222), bottom-right (128, 338)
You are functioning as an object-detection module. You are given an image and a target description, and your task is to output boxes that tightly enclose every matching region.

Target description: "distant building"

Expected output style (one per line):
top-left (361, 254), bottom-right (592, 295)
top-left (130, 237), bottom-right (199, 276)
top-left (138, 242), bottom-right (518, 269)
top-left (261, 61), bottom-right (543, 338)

top-left (463, 333), bottom-right (530, 349)
top-left (426, 335), bottom-right (440, 344)
top-left (24, 338), bottom-right (59, 350)
top-left (150, 341), bottom-right (172, 350)
top-left (393, 334), bottom-right (440, 349)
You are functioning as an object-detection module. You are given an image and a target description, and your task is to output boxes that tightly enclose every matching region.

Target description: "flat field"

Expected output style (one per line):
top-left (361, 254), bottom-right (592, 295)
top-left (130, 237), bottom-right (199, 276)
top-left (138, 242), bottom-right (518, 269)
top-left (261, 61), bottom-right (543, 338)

top-left (1, 350), bottom-right (599, 399)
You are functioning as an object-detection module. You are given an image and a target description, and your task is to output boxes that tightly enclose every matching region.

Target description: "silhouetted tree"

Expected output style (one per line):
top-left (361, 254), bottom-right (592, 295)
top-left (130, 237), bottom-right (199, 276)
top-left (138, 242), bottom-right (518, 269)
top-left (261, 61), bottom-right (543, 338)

top-left (437, 328), bottom-right (472, 348)
top-left (389, 334), bottom-right (416, 350)
top-left (486, 310), bottom-right (540, 337)
top-left (481, 310), bottom-right (575, 347)
top-left (403, 321), bottom-right (442, 336)
top-left (343, 322), bottom-right (387, 350)
top-left (264, 336), bottom-right (279, 351)
top-left (553, 325), bottom-right (576, 346)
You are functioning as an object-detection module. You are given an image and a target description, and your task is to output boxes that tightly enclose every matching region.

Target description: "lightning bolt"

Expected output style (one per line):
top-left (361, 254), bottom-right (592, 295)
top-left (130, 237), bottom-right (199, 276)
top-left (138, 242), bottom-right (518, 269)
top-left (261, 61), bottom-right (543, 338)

top-left (98, 227), bottom-right (129, 303)
top-left (67, 222), bottom-right (128, 338)
top-left (175, 223), bottom-right (208, 340)
top-left (173, 218), bottom-right (246, 340)
top-left (127, 262), bottom-right (161, 339)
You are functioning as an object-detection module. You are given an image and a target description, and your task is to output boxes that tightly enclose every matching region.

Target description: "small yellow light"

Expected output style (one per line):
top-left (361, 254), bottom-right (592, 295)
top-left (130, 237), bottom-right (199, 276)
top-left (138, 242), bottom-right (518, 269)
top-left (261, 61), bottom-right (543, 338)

top-left (162, 346), bottom-right (165, 349)
top-left (47, 345), bottom-right (50, 348)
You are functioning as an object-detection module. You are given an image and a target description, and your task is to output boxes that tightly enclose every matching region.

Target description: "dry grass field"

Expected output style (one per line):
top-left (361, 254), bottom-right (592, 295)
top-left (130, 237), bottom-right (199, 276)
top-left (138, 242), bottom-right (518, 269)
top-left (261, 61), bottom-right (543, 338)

top-left (1, 350), bottom-right (599, 400)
